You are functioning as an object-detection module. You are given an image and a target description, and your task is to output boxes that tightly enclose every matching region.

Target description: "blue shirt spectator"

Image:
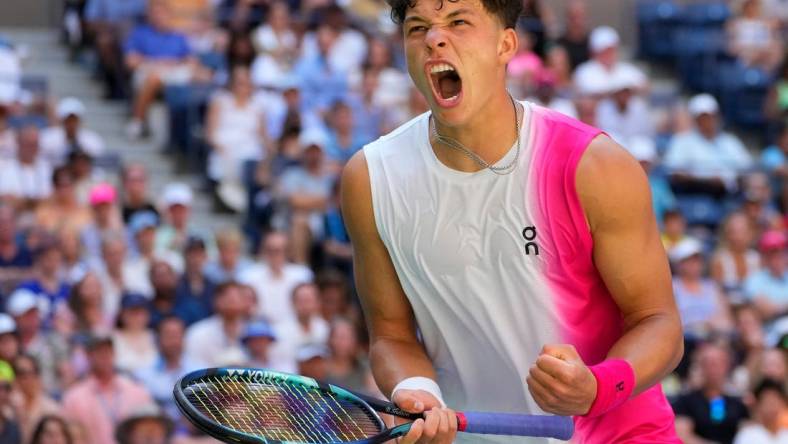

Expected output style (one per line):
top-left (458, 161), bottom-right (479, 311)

top-left (85, 0), bottom-right (147, 24)
top-left (743, 230), bottom-right (788, 321)
top-left (293, 26), bottom-right (348, 113)
top-left (760, 125), bottom-right (788, 175)
top-left (124, 24), bottom-right (191, 61)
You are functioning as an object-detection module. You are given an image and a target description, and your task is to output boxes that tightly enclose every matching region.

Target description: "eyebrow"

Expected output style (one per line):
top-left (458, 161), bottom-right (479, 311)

top-left (403, 8), bottom-right (474, 24)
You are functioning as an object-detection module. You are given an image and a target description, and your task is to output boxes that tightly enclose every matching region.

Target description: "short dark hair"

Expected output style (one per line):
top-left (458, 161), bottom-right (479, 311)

top-left (387, 0), bottom-right (522, 29)
top-left (753, 378), bottom-right (786, 402)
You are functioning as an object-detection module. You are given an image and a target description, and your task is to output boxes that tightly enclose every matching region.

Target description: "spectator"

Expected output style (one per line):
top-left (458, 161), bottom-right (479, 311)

top-left (271, 283), bottom-right (330, 368)
top-left (35, 167), bottom-right (93, 233)
top-left (184, 281), bottom-right (250, 367)
top-left (673, 342), bottom-right (750, 444)
top-left (67, 272), bottom-right (112, 336)
top-left (733, 379), bottom-right (788, 444)
top-left (744, 230), bottom-right (788, 321)
top-left (727, 0), bottom-right (784, 73)
top-left (68, 149), bottom-right (106, 206)
top-left (0, 313), bottom-right (18, 365)
top-left (174, 236), bottom-right (215, 325)
top-left (206, 65), bottom-right (269, 213)
top-left (322, 180), bottom-right (352, 275)
top-left (135, 316), bottom-right (202, 425)
top-left (40, 97), bottom-right (104, 167)
top-left (0, 126), bottom-right (53, 208)
top-left (324, 100), bottom-right (364, 168)
top-left (239, 231), bottom-right (313, 323)
top-left (526, 69), bottom-right (577, 119)
top-left (278, 131), bottom-right (335, 264)
top-left (57, 226), bottom-right (86, 280)
top-left (83, 0), bottom-right (147, 99)
top-left (125, 211), bottom-right (165, 296)
top-left (120, 164), bottom-right (159, 225)
top-left (742, 172), bottom-right (783, 237)
top-left (0, 43), bottom-right (21, 107)
top-left (241, 320), bottom-right (295, 372)
top-left (544, 45), bottom-right (574, 95)
top-left (226, 30), bottom-right (255, 68)
top-left (293, 24), bottom-right (349, 114)
top-left (573, 26), bottom-right (647, 97)
top-left (0, 360), bottom-right (21, 444)
top-left (17, 238), bottom-right (70, 324)
top-left (316, 270), bottom-right (355, 323)
top-left (205, 228), bottom-right (249, 283)
top-left (296, 343), bottom-right (329, 381)
top-left (712, 212), bottom-right (761, 302)
top-left (148, 260), bottom-right (183, 327)
top-left (354, 38), bottom-right (409, 117)
top-left (81, 183), bottom-right (123, 261)
top-left (9, 355), bottom-right (60, 443)
top-left (670, 237), bottom-right (735, 340)
top-left (324, 317), bottom-right (376, 394)
top-left (115, 403), bottom-right (174, 444)
top-left (62, 334), bottom-right (152, 444)
top-left (155, 182), bottom-right (208, 260)
top-left (161, 0), bottom-right (212, 37)
top-left (94, 232), bottom-right (137, 317)
top-left (112, 293), bottom-right (157, 373)
top-left (664, 94), bottom-right (753, 197)
top-left (6, 289), bottom-right (69, 395)
top-left (763, 124), bottom-right (788, 178)
top-left (29, 415), bottom-right (74, 444)
top-left (346, 68), bottom-right (388, 144)
top-left (124, 1), bottom-right (202, 139)
top-left (250, 1), bottom-right (298, 88)
top-left (596, 72), bottom-right (655, 144)
top-left (556, 0), bottom-right (590, 70)
top-left (0, 204), bottom-right (33, 290)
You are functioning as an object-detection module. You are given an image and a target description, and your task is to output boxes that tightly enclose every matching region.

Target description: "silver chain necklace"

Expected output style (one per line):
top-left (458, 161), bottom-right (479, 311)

top-left (429, 94), bottom-right (525, 176)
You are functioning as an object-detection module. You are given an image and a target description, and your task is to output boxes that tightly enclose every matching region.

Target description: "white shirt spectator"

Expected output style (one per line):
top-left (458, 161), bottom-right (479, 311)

top-left (664, 130), bottom-right (753, 187)
top-left (0, 46), bottom-right (21, 103)
top-left (184, 316), bottom-right (247, 367)
top-left (270, 315), bottom-right (330, 368)
top-left (597, 96), bottom-right (655, 142)
top-left (733, 424), bottom-right (788, 444)
top-left (252, 24), bottom-right (297, 55)
top-left (39, 126), bottom-right (104, 167)
top-left (0, 157), bottom-right (52, 200)
top-left (301, 29), bottom-right (368, 74)
top-left (238, 262), bottom-right (313, 323)
top-left (573, 60), bottom-right (647, 96)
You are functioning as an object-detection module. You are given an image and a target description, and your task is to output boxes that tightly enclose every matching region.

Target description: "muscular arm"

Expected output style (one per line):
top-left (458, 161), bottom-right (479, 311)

top-left (577, 136), bottom-right (684, 394)
top-left (341, 151), bottom-right (437, 397)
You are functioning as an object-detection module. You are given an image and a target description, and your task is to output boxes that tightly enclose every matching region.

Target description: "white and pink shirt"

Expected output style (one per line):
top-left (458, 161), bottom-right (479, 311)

top-left (363, 103), bottom-right (678, 443)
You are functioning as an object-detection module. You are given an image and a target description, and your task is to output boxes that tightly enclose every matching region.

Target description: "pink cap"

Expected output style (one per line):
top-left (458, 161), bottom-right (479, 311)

top-left (89, 183), bottom-right (116, 206)
top-left (759, 230), bottom-right (787, 252)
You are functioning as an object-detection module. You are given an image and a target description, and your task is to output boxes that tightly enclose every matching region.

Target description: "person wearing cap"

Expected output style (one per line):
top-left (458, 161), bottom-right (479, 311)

top-left (596, 70), bottom-right (655, 145)
top-left (6, 288), bottom-right (69, 396)
top-left (572, 26), bottom-right (648, 97)
top-left (40, 97), bottom-right (105, 168)
top-left (173, 235), bottom-right (216, 325)
top-left (155, 182), bottom-right (214, 259)
top-left (744, 230), bottom-right (788, 321)
top-left (81, 182), bottom-right (123, 262)
top-left (278, 130), bottom-right (335, 264)
top-left (0, 359), bottom-right (22, 444)
top-left (121, 164), bottom-right (160, 225)
top-left (115, 402), bottom-right (174, 444)
top-left (0, 125), bottom-right (53, 208)
top-left (34, 166), bottom-right (93, 233)
top-left (664, 94), bottom-right (753, 197)
top-left (242, 320), bottom-right (295, 372)
top-left (526, 68), bottom-right (577, 119)
top-left (669, 237), bottom-right (734, 341)
top-left (113, 292), bottom-right (157, 373)
top-left (62, 332), bottom-right (153, 444)
top-left (0, 313), bottom-right (19, 363)
top-left (206, 65), bottom-right (270, 214)
top-left (16, 236), bottom-right (70, 326)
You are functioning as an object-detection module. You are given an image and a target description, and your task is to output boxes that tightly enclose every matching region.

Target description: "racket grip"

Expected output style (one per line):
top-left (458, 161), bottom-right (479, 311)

top-left (458, 412), bottom-right (574, 441)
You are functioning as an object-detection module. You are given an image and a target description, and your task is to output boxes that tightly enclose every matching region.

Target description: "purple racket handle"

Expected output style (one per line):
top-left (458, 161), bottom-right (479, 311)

top-left (457, 412), bottom-right (574, 441)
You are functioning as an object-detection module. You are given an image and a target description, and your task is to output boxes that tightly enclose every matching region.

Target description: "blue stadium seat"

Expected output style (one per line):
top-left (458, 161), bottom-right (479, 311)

top-left (719, 63), bottom-right (773, 130)
top-left (680, 2), bottom-right (731, 28)
top-left (164, 84), bottom-right (216, 165)
top-left (637, 0), bottom-right (681, 60)
top-left (675, 194), bottom-right (725, 228)
top-left (673, 27), bottom-right (727, 93)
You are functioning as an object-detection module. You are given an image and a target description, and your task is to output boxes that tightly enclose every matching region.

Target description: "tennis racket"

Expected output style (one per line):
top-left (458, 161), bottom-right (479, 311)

top-left (173, 367), bottom-right (574, 443)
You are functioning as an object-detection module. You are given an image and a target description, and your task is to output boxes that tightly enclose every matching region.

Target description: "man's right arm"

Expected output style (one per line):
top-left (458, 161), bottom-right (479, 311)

top-left (340, 151), bottom-right (436, 398)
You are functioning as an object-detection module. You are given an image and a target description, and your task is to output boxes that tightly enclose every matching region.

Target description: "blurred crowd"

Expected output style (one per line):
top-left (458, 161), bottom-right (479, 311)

top-left (0, 0), bottom-right (786, 443)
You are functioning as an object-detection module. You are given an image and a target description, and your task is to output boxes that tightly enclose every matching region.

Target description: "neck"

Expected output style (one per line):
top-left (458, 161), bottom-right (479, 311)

top-left (431, 92), bottom-right (520, 173)
top-left (163, 353), bottom-right (181, 368)
top-left (94, 372), bottom-right (114, 386)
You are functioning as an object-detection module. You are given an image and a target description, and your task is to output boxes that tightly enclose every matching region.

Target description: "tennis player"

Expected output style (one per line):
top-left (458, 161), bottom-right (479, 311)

top-left (340, 0), bottom-right (684, 441)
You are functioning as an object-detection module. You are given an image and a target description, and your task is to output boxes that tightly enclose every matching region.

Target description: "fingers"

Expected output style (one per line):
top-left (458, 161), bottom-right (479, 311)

top-left (392, 389), bottom-right (442, 413)
top-left (397, 408), bottom-right (458, 444)
top-left (541, 344), bottom-right (580, 362)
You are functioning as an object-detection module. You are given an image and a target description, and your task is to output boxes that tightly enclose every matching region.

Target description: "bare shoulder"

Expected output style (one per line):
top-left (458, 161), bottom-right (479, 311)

top-left (340, 150), bottom-right (375, 238)
top-left (575, 135), bottom-right (653, 234)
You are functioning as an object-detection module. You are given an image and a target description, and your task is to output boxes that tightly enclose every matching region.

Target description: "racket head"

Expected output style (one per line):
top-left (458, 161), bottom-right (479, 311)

top-left (173, 367), bottom-right (396, 444)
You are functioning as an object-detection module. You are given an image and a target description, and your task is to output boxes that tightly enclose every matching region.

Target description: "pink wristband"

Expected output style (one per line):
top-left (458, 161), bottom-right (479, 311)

top-left (584, 359), bottom-right (635, 418)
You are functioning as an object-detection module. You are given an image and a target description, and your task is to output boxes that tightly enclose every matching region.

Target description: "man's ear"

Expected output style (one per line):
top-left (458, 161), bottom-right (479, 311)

top-left (498, 27), bottom-right (518, 64)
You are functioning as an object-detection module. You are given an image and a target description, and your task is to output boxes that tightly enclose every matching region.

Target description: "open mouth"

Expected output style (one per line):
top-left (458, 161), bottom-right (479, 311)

top-left (429, 63), bottom-right (462, 106)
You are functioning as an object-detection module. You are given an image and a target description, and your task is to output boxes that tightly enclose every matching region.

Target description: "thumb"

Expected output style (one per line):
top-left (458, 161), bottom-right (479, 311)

top-left (392, 389), bottom-right (437, 413)
top-left (541, 344), bottom-right (582, 363)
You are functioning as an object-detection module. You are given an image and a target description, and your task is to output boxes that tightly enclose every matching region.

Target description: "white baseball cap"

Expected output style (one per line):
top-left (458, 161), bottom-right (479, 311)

top-left (687, 94), bottom-right (719, 117)
top-left (6, 288), bottom-right (47, 317)
top-left (299, 128), bottom-right (328, 152)
top-left (56, 97), bottom-right (86, 119)
top-left (590, 26), bottom-right (620, 53)
top-left (162, 183), bottom-right (193, 207)
top-left (0, 313), bottom-right (15, 335)
top-left (669, 237), bottom-right (704, 263)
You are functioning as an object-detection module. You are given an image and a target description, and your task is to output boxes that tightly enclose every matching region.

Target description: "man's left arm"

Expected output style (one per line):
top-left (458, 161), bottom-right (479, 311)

top-left (527, 136), bottom-right (683, 416)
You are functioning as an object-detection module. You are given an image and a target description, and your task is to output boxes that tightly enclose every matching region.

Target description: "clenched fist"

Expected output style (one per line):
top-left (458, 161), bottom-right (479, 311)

top-left (526, 344), bottom-right (598, 416)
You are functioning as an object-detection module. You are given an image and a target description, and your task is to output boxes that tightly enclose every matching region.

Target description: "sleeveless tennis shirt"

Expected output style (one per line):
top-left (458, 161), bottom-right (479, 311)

top-left (363, 103), bottom-right (679, 443)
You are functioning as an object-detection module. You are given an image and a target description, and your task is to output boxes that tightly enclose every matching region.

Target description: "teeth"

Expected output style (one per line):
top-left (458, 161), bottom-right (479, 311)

top-left (430, 63), bottom-right (455, 74)
top-left (446, 94), bottom-right (458, 101)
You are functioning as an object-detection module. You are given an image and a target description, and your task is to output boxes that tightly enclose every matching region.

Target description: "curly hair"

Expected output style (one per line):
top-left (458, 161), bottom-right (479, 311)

top-left (387, 0), bottom-right (522, 29)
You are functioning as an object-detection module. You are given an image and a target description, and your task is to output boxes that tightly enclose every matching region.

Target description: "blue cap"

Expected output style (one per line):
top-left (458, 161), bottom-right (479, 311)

top-left (242, 321), bottom-right (277, 343)
top-left (129, 211), bottom-right (159, 235)
top-left (121, 292), bottom-right (150, 310)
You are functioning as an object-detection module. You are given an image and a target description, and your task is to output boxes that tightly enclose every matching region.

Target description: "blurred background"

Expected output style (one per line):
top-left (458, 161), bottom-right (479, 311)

top-left (0, 0), bottom-right (786, 443)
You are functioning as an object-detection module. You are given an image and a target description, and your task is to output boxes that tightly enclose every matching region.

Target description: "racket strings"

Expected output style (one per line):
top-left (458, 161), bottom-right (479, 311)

top-left (184, 374), bottom-right (383, 443)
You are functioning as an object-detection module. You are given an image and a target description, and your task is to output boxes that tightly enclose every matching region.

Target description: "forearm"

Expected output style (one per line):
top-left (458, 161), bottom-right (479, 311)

top-left (607, 312), bottom-right (683, 395)
top-left (370, 336), bottom-right (437, 398)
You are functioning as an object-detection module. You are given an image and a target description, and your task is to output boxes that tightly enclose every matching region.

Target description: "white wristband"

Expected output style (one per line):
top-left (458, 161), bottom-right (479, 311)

top-left (391, 377), bottom-right (446, 408)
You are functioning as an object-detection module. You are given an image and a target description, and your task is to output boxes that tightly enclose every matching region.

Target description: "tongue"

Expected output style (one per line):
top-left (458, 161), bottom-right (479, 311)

top-left (439, 76), bottom-right (461, 99)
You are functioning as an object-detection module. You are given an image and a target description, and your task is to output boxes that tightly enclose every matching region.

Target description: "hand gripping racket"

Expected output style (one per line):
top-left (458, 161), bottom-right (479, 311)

top-left (173, 368), bottom-right (574, 443)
